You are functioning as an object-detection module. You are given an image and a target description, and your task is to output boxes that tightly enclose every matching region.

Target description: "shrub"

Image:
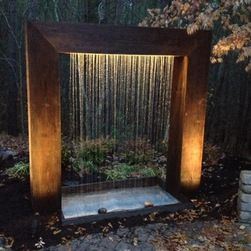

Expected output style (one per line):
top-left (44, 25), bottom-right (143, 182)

top-left (203, 143), bottom-right (223, 166)
top-left (6, 161), bottom-right (29, 180)
top-left (105, 164), bottom-right (136, 180)
top-left (73, 159), bottom-right (97, 175)
top-left (139, 167), bottom-right (158, 177)
top-left (120, 138), bottom-right (155, 164)
top-left (61, 144), bottom-right (73, 169)
top-left (77, 138), bottom-right (115, 166)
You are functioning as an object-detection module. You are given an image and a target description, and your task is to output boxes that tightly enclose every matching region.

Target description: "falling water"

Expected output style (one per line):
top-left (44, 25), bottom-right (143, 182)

top-left (69, 53), bottom-right (174, 146)
top-left (62, 54), bottom-right (175, 219)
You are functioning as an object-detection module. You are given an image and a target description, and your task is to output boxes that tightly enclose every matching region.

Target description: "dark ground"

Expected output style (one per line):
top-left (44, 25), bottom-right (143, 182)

top-left (0, 135), bottom-right (251, 250)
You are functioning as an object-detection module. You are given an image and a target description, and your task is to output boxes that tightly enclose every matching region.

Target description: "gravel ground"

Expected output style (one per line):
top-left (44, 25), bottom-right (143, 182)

top-left (43, 219), bottom-right (249, 251)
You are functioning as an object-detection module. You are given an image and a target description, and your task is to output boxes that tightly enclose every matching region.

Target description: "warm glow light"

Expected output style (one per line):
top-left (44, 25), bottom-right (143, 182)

top-left (26, 22), bottom-right (210, 212)
top-left (180, 118), bottom-right (204, 190)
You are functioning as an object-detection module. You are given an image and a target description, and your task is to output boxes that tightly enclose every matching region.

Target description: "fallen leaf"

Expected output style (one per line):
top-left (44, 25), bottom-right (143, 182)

top-left (53, 229), bottom-right (61, 235)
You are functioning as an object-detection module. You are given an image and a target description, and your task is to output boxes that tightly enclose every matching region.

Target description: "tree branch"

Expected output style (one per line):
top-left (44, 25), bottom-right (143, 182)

top-left (0, 9), bottom-right (21, 49)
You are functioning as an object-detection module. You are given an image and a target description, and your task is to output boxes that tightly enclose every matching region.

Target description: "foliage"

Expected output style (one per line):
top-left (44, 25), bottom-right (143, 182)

top-left (139, 0), bottom-right (251, 72)
top-left (105, 163), bottom-right (159, 181)
top-left (139, 167), bottom-right (158, 177)
top-left (61, 143), bottom-right (73, 169)
top-left (105, 164), bottom-right (136, 180)
top-left (73, 159), bottom-right (97, 175)
top-left (77, 138), bottom-right (115, 166)
top-left (69, 138), bottom-right (115, 175)
top-left (62, 137), bottom-right (165, 178)
top-left (203, 142), bottom-right (223, 166)
top-left (6, 161), bottom-right (29, 180)
top-left (120, 139), bottom-right (155, 164)
top-left (124, 151), bottom-right (153, 165)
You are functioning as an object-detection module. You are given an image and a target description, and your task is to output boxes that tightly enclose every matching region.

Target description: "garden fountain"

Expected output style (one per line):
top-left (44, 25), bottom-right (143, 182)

top-left (25, 22), bottom-right (211, 224)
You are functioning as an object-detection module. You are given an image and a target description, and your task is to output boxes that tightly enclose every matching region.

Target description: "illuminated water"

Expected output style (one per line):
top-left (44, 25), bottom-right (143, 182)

top-left (69, 53), bottom-right (174, 144)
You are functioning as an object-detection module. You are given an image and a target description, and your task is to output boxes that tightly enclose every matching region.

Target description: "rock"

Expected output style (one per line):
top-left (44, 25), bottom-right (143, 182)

top-left (158, 155), bottom-right (167, 164)
top-left (139, 243), bottom-right (155, 251)
top-left (144, 201), bottom-right (154, 208)
top-left (98, 208), bottom-right (107, 214)
top-left (98, 237), bottom-right (118, 250)
top-left (239, 190), bottom-right (251, 203)
top-left (239, 211), bottom-right (251, 222)
top-left (134, 227), bottom-right (150, 242)
top-left (116, 227), bottom-right (129, 238)
top-left (114, 241), bottom-right (133, 251)
top-left (198, 235), bottom-right (207, 242)
top-left (241, 171), bottom-right (251, 185)
top-left (0, 150), bottom-right (15, 161)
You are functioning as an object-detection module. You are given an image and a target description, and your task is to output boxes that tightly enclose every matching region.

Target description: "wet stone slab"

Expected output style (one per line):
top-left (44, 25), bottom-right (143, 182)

top-left (62, 186), bottom-right (179, 220)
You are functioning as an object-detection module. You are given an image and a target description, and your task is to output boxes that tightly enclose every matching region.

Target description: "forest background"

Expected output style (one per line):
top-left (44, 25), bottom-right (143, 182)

top-left (0, 0), bottom-right (250, 156)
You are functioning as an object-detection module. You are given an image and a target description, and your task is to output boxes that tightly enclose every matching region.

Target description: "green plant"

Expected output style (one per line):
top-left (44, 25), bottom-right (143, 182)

top-left (73, 159), bottom-right (97, 174)
top-left (105, 163), bottom-right (158, 181)
top-left (61, 144), bottom-right (73, 168)
top-left (105, 164), bottom-right (136, 180)
top-left (124, 151), bottom-right (152, 165)
top-left (6, 162), bottom-right (29, 180)
top-left (139, 167), bottom-right (158, 177)
top-left (82, 160), bottom-right (97, 173)
top-left (203, 142), bottom-right (223, 166)
top-left (77, 138), bottom-right (115, 166)
top-left (121, 139), bottom-right (155, 165)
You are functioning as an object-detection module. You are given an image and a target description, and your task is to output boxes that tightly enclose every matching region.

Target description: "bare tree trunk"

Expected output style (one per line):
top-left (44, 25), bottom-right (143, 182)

top-left (7, 0), bottom-right (18, 136)
top-left (28, 0), bottom-right (39, 21)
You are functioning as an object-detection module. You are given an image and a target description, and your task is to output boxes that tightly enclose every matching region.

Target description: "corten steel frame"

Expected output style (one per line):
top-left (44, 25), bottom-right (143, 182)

top-left (25, 22), bottom-right (211, 213)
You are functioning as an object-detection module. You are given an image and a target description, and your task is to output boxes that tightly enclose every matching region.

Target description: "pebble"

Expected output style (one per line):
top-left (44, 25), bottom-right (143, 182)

top-left (144, 201), bottom-right (154, 208)
top-left (98, 208), bottom-right (107, 214)
top-left (114, 241), bottom-right (133, 251)
top-left (116, 227), bottom-right (128, 238)
top-left (0, 150), bottom-right (15, 161)
top-left (157, 155), bottom-right (167, 164)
